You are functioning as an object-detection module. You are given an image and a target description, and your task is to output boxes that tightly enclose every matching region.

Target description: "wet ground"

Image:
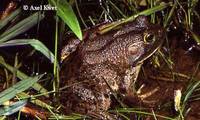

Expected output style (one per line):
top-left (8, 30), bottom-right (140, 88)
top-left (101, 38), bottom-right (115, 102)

top-left (133, 36), bottom-right (200, 119)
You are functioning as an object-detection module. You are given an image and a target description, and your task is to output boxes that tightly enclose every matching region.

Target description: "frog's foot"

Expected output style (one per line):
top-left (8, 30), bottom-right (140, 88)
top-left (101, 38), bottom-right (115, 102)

top-left (137, 85), bottom-right (160, 103)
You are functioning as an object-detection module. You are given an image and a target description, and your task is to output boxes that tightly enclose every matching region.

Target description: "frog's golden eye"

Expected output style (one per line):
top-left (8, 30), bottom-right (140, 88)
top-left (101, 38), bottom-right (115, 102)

top-left (144, 33), bottom-right (155, 43)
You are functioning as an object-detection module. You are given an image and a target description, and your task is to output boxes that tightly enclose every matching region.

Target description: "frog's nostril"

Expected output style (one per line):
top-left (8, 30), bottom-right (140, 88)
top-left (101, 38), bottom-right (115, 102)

top-left (158, 29), bottom-right (164, 36)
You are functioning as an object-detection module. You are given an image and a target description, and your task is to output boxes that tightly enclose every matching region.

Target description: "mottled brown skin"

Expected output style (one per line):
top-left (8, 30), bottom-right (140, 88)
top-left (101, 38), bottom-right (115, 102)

top-left (60, 16), bottom-right (164, 119)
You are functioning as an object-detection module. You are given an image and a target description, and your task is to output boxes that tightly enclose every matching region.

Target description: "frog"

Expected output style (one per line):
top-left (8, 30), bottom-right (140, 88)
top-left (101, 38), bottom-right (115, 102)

top-left (60, 16), bottom-right (165, 119)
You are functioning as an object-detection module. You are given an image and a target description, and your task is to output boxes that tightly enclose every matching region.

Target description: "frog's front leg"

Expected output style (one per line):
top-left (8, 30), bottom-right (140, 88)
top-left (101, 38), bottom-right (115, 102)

top-left (123, 63), bottom-right (160, 107)
top-left (121, 64), bottom-right (142, 94)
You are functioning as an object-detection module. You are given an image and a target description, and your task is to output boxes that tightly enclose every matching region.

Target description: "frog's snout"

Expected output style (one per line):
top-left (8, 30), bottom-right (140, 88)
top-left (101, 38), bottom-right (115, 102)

top-left (152, 25), bottom-right (165, 38)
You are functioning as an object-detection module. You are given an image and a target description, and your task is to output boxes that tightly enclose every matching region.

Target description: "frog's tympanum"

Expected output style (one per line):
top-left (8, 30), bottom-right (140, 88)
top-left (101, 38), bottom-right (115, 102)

top-left (60, 16), bottom-right (164, 119)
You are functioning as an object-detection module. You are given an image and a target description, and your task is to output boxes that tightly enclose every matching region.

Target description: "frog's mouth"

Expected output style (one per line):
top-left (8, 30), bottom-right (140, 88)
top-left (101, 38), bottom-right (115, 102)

top-left (131, 30), bottom-right (164, 66)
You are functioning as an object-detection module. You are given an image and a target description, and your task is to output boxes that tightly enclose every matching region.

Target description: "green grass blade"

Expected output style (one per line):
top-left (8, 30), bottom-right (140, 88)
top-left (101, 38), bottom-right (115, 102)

top-left (111, 108), bottom-right (175, 120)
top-left (0, 39), bottom-right (55, 63)
top-left (0, 12), bottom-right (44, 43)
top-left (0, 74), bottom-right (43, 104)
top-left (191, 31), bottom-right (200, 45)
top-left (0, 56), bottom-right (49, 97)
top-left (164, 1), bottom-right (178, 27)
top-left (0, 100), bottom-right (27, 116)
top-left (180, 79), bottom-right (200, 117)
top-left (49, 114), bottom-right (85, 120)
top-left (183, 80), bottom-right (200, 105)
top-left (0, 8), bottom-right (21, 30)
top-left (136, 2), bottom-right (171, 17)
top-left (17, 92), bottom-right (54, 110)
top-left (99, 2), bottom-right (171, 34)
top-left (49, 0), bottom-right (82, 40)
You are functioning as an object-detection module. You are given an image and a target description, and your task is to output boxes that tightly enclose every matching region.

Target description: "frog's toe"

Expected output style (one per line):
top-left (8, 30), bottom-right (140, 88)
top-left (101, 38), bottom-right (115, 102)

top-left (137, 86), bottom-right (160, 100)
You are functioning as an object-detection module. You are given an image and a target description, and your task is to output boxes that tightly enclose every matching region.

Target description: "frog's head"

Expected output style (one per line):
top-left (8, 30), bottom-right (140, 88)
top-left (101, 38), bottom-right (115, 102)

top-left (126, 16), bottom-right (165, 66)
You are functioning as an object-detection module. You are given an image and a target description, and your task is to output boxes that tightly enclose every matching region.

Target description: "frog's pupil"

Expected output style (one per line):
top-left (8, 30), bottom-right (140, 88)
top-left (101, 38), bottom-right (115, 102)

top-left (146, 34), bottom-right (154, 43)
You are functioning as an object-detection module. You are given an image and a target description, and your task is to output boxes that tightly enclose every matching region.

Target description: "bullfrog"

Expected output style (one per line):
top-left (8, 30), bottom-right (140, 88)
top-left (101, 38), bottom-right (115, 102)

top-left (60, 16), bottom-right (165, 119)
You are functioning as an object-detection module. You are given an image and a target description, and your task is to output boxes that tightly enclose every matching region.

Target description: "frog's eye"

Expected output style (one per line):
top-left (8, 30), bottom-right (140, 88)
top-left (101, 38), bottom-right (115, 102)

top-left (144, 33), bottom-right (155, 43)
